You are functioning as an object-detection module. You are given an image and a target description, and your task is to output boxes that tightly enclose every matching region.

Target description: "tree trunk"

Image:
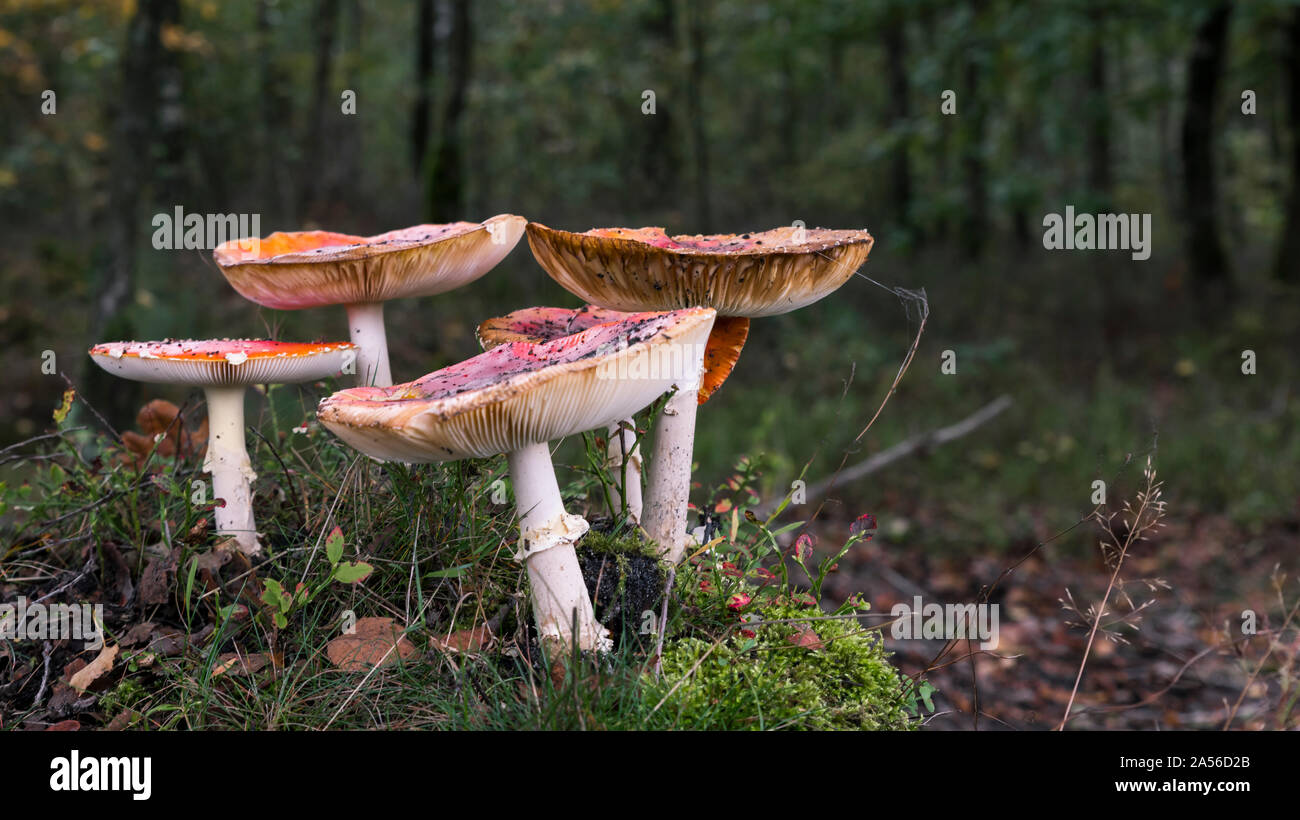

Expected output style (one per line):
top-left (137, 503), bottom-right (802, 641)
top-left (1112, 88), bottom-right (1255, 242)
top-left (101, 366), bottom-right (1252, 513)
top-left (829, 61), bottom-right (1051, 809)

top-left (411, 0), bottom-right (437, 177)
top-left (1277, 7), bottom-right (1300, 282)
top-left (256, 0), bottom-right (293, 221)
top-left (687, 0), bottom-right (711, 229)
top-left (303, 0), bottom-right (340, 220)
top-left (883, 8), bottom-right (913, 235)
top-left (827, 35), bottom-right (847, 130)
top-left (778, 21), bottom-right (797, 167)
top-left (427, 0), bottom-right (471, 222)
top-left (1086, 32), bottom-right (1112, 208)
top-left (638, 0), bottom-right (677, 211)
top-left (960, 0), bottom-right (988, 258)
top-left (87, 0), bottom-right (178, 423)
top-left (1181, 1), bottom-right (1233, 299)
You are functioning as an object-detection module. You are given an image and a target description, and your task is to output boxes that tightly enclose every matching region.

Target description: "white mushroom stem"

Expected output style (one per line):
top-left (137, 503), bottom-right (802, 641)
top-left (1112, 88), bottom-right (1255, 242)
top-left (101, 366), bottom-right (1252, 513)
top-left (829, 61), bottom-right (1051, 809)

top-left (605, 418), bottom-right (642, 524)
top-left (507, 442), bottom-right (610, 653)
top-left (643, 343), bottom-right (707, 563)
top-left (345, 302), bottom-right (393, 387)
top-left (202, 385), bottom-right (260, 555)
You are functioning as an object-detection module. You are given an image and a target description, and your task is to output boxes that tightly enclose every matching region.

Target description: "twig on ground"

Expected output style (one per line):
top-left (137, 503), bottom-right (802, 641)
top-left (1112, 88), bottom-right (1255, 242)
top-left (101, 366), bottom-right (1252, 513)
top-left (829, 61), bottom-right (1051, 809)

top-left (1223, 586), bottom-right (1300, 729)
top-left (33, 641), bottom-right (53, 709)
top-left (800, 395), bottom-right (1013, 505)
top-left (653, 566), bottom-right (675, 679)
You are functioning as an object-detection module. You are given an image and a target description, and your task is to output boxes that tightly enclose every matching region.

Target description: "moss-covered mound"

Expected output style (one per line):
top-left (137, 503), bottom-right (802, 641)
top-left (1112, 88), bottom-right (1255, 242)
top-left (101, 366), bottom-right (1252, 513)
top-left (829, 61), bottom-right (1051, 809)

top-left (653, 602), bottom-right (915, 731)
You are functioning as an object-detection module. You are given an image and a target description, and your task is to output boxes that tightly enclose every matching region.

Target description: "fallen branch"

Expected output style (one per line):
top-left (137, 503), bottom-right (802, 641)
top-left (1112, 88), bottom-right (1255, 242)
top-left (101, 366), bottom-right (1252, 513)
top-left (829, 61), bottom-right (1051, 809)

top-left (803, 394), bottom-right (1013, 504)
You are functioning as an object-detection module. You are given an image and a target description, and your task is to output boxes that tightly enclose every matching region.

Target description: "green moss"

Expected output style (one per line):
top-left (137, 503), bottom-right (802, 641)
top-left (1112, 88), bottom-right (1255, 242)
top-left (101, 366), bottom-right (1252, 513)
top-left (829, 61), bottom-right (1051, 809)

top-left (652, 602), bottom-right (916, 731)
top-left (578, 527), bottom-right (660, 559)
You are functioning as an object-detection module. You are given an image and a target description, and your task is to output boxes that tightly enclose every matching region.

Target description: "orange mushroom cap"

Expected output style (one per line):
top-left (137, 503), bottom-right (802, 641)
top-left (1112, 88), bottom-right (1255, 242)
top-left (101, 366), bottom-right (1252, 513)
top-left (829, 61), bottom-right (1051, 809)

top-left (88, 339), bottom-right (356, 386)
top-left (213, 215), bottom-right (526, 310)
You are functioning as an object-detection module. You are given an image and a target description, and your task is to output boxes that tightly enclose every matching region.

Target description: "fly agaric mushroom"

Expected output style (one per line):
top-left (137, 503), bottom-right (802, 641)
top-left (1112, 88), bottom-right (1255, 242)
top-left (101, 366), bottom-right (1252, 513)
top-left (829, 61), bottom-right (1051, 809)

top-left (212, 214), bottom-right (526, 387)
top-left (475, 305), bottom-right (750, 526)
top-left (475, 305), bottom-right (644, 522)
top-left (317, 307), bottom-right (717, 652)
top-left (89, 339), bottom-right (357, 555)
top-left (526, 223), bottom-right (874, 562)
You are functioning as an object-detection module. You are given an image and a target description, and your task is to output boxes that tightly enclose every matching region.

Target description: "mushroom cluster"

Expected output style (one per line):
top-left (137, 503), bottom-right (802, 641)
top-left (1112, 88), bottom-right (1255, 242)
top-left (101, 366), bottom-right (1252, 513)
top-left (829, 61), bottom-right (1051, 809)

top-left (526, 223), bottom-right (875, 561)
top-left (89, 213), bottom-right (874, 656)
top-left (89, 215), bottom-right (526, 553)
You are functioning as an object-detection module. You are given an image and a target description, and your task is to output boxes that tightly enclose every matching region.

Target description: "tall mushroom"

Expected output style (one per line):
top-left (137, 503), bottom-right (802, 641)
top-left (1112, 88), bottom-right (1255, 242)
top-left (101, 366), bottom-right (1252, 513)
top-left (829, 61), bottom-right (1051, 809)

top-left (317, 307), bottom-right (717, 653)
top-left (475, 305), bottom-right (644, 523)
top-left (475, 305), bottom-right (749, 526)
top-left (89, 339), bottom-right (357, 556)
top-left (526, 223), bottom-right (874, 562)
top-left (213, 214), bottom-right (526, 387)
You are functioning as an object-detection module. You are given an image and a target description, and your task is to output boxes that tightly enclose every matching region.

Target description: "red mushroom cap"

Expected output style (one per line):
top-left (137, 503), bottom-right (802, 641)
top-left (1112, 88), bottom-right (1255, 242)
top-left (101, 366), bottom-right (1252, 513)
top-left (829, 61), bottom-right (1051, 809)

top-left (88, 339), bottom-right (357, 386)
top-left (475, 305), bottom-right (632, 350)
top-left (476, 305), bottom-right (747, 405)
top-left (318, 308), bottom-right (718, 462)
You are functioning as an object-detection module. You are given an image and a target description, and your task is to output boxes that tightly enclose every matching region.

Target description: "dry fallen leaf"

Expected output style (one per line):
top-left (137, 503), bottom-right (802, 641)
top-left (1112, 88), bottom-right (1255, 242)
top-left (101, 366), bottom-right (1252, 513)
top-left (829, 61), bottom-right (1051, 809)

top-left (431, 625), bottom-right (494, 654)
top-left (326, 617), bottom-right (418, 671)
top-left (45, 720), bottom-right (81, 731)
top-left (122, 622), bottom-right (157, 647)
top-left (213, 651), bottom-right (282, 677)
top-left (106, 710), bottom-right (139, 731)
top-left (69, 644), bottom-right (119, 692)
top-left (787, 627), bottom-right (824, 651)
top-left (139, 548), bottom-right (178, 606)
top-left (118, 399), bottom-right (208, 469)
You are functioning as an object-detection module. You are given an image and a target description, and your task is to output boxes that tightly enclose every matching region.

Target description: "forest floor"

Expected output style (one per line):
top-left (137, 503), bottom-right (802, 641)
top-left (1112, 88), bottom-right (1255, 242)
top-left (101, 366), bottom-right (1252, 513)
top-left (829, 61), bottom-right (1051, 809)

top-left (813, 509), bottom-right (1300, 730)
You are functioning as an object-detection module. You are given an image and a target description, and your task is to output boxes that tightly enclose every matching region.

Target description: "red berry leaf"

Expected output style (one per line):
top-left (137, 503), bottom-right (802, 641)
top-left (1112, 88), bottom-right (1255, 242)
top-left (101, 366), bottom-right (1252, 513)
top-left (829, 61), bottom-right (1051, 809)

top-left (793, 533), bottom-right (816, 562)
top-left (849, 513), bottom-right (878, 541)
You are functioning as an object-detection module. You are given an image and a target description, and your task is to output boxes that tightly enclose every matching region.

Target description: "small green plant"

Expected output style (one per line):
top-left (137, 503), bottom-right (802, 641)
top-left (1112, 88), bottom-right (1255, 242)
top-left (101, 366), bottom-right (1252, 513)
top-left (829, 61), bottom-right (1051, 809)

top-left (260, 527), bottom-right (372, 629)
top-left (902, 680), bottom-right (937, 718)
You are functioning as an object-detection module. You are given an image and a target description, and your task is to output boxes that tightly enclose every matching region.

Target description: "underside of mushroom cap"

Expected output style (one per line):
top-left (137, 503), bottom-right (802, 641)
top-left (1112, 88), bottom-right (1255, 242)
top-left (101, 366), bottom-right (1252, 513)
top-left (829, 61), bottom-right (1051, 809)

top-left (317, 307), bottom-right (717, 462)
top-left (89, 339), bottom-right (357, 386)
top-left (698, 315), bottom-right (749, 403)
top-left (526, 222), bottom-right (873, 318)
top-left (213, 214), bottom-right (527, 310)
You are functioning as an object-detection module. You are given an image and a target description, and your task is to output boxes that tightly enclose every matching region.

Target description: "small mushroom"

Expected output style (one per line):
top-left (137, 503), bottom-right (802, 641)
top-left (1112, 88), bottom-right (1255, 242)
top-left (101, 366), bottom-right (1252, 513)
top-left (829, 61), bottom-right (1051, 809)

top-left (317, 307), bottom-right (718, 653)
top-left (89, 339), bottom-right (357, 555)
top-left (213, 215), bottom-right (526, 387)
top-left (526, 222), bottom-right (874, 561)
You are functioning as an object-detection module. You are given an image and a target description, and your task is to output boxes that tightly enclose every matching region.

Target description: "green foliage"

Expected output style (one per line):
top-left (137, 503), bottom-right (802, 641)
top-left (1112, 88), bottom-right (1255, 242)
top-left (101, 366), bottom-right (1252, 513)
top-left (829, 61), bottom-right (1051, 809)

top-left (652, 599), bottom-right (914, 731)
top-left (259, 527), bottom-right (374, 629)
top-left (578, 526), bottom-right (658, 559)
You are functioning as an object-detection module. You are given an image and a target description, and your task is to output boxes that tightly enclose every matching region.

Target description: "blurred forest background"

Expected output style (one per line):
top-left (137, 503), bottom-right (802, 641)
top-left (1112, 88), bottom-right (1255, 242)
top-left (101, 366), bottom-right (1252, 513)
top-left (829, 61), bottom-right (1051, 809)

top-left (2, 0), bottom-right (1299, 557)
